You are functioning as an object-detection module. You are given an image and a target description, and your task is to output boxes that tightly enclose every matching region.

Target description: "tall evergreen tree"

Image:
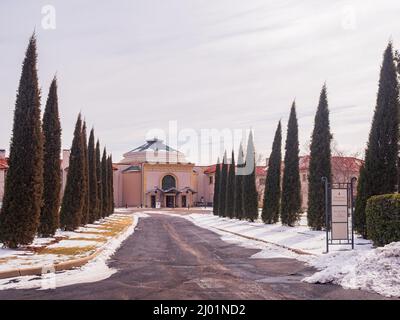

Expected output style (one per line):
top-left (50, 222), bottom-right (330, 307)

top-left (262, 121), bottom-right (282, 224)
top-left (108, 155), bottom-right (115, 215)
top-left (225, 150), bottom-right (236, 218)
top-left (0, 35), bottom-right (44, 247)
top-left (355, 43), bottom-right (399, 236)
top-left (281, 102), bottom-right (302, 226)
top-left (101, 148), bottom-right (108, 218)
top-left (60, 114), bottom-right (85, 231)
top-left (218, 152), bottom-right (228, 217)
top-left (96, 140), bottom-right (103, 219)
top-left (88, 129), bottom-right (98, 223)
top-left (354, 164), bottom-right (367, 236)
top-left (234, 144), bottom-right (245, 220)
top-left (39, 77), bottom-right (62, 237)
top-left (212, 158), bottom-right (221, 216)
top-left (307, 85), bottom-right (332, 230)
top-left (243, 132), bottom-right (259, 222)
top-left (81, 121), bottom-right (89, 225)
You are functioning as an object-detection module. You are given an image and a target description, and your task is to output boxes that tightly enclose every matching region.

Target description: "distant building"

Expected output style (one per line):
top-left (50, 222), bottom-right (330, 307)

top-left (0, 141), bottom-right (363, 210)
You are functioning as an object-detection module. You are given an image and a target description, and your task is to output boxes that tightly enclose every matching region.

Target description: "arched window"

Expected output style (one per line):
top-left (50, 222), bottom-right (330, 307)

top-left (162, 175), bottom-right (176, 190)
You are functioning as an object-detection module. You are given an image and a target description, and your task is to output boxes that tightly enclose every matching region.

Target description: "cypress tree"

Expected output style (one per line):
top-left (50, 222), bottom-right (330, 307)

top-left (101, 148), bottom-right (108, 218)
top-left (225, 150), bottom-right (236, 218)
top-left (355, 43), bottom-right (399, 236)
top-left (281, 102), bottom-right (302, 226)
top-left (96, 140), bottom-right (103, 219)
top-left (39, 77), bottom-right (62, 237)
top-left (243, 132), bottom-right (259, 222)
top-left (108, 155), bottom-right (115, 215)
top-left (218, 152), bottom-right (228, 217)
top-left (262, 121), bottom-right (282, 224)
top-left (234, 144), bottom-right (245, 219)
top-left (81, 121), bottom-right (89, 225)
top-left (307, 85), bottom-right (332, 230)
top-left (0, 34), bottom-right (44, 247)
top-left (354, 164), bottom-right (367, 236)
top-left (60, 114), bottom-right (84, 231)
top-left (88, 129), bottom-right (98, 223)
top-left (212, 158), bottom-right (221, 216)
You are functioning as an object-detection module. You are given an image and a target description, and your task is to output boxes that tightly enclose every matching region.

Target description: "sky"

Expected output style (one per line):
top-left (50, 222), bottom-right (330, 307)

top-left (0, 0), bottom-right (400, 165)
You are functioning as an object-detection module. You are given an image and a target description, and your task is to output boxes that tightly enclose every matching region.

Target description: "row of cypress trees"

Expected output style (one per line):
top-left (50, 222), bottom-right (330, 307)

top-left (60, 115), bottom-right (114, 231)
top-left (212, 85), bottom-right (331, 230)
top-left (213, 132), bottom-right (259, 221)
top-left (260, 86), bottom-right (331, 231)
top-left (0, 34), bottom-right (114, 248)
top-left (213, 42), bottom-right (398, 235)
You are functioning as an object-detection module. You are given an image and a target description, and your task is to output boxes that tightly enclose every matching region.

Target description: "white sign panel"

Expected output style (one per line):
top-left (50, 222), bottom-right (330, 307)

top-left (332, 206), bottom-right (348, 223)
top-left (331, 223), bottom-right (348, 240)
top-left (156, 201), bottom-right (161, 209)
top-left (331, 188), bottom-right (348, 206)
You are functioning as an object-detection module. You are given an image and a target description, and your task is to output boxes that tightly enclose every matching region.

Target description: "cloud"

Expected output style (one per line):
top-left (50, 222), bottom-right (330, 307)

top-left (0, 0), bottom-right (399, 164)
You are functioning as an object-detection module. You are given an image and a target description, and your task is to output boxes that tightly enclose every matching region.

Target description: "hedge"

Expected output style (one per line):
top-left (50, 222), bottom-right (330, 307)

top-left (366, 194), bottom-right (400, 247)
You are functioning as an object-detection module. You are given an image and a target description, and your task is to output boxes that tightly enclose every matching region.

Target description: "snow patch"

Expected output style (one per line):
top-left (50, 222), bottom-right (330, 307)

top-left (0, 213), bottom-right (140, 290)
top-left (303, 242), bottom-right (400, 297)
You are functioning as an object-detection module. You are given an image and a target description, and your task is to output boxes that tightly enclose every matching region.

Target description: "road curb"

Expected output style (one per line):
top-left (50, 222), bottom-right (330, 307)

top-left (0, 248), bottom-right (104, 280)
top-left (211, 226), bottom-right (315, 256)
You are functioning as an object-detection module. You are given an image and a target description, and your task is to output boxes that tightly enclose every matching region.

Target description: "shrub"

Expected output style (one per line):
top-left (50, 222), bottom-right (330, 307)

top-left (366, 194), bottom-right (400, 246)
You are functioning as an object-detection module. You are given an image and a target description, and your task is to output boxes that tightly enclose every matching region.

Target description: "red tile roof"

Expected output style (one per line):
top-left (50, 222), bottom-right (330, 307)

top-left (256, 166), bottom-right (267, 175)
top-left (0, 158), bottom-right (8, 170)
top-left (204, 164), bottom-right (218, 174)
top-left (299, 155), bottom-right (363, 171)
top-left (204, 164), bottom-right (266, 175)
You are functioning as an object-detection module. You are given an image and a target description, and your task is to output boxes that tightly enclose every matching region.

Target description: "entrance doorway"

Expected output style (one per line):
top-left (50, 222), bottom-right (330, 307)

top-left (181, 195), bottom-right (187, 208)
top-left (151, 195), bottom-right (156, 208)
top-left (166, 195), bottom-right (175, 208)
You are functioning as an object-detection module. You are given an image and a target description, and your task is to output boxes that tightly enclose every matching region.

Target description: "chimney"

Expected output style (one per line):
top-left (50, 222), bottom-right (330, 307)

top-left (0, 149), bottom-right (5, 159)
top-left (62, 149), bottom-right (71, 169)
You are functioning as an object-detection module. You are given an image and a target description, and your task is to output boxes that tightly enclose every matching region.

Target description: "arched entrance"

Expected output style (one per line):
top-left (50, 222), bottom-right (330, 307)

top-left (162, 175), bottom-right (176, 190)
top-left (162, 175), bottom-right (177, 208)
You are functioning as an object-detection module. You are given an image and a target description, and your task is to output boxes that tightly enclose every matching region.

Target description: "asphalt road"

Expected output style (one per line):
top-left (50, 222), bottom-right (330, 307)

top-left (0, 213), bottom-right (385, 300)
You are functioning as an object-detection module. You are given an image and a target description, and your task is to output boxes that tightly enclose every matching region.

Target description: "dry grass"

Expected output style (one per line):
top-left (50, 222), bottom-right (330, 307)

top-left (0, 215), bottom-right (133, 263)
top-left (0, 257), bottom-right (13, 264)
top-left (40, 245), bottom-right (98, 256)
top-left (68, 237), bottom-right (108, 243)
top-left (78, 217), bottom-right (133, 238)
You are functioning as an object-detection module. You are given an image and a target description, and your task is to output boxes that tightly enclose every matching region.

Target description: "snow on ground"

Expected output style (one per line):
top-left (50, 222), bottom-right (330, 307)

top-left (0, 212), bottom-right (146, 290)
top-left (173, 212), bottom-right (399, 298)
top-left (46, 240), bottom-right (100, 249)
top-left (183, 213), bottom-right (372, 255)
top-left (303, 242), bottom-right (400, 297)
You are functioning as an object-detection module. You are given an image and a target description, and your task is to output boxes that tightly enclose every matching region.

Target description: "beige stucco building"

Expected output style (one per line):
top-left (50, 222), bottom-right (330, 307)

top-left (113, 139), bottom-right (209, 208)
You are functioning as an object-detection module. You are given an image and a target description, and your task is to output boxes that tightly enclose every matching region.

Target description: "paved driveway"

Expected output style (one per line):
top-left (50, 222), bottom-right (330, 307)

top-left (0, 213), bottom-right (385, 299)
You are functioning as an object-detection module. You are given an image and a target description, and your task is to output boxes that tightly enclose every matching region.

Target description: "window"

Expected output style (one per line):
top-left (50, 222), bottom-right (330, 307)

top-left (162, 175), bottom-right (176, 190)
top-left (209, 176), bottom-right (213, 185)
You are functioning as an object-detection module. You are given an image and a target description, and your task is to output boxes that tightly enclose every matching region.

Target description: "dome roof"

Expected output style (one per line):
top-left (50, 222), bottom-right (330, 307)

top-left (120, 138), bottom-right (188, 164)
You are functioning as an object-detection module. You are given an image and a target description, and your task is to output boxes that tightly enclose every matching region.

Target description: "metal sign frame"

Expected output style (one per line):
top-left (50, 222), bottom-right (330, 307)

top-left (322, 177), bottom-right (357, 253)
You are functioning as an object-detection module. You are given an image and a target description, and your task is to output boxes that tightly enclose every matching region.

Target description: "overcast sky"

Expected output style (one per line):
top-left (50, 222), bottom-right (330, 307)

top-left (0, 0), bottom-right (399, 164)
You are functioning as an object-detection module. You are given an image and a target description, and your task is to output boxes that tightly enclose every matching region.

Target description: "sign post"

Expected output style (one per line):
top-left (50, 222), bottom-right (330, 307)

top-left (322, 177), bottom-right (357, 253)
